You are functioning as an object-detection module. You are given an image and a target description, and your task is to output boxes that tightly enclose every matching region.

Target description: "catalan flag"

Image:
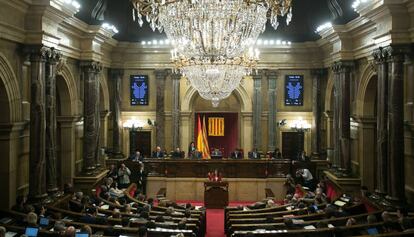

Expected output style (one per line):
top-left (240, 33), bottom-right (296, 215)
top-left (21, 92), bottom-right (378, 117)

top-left (208, 117), bottom-right (225, 136)
top-left (197, 115), bottom-right (210, 159)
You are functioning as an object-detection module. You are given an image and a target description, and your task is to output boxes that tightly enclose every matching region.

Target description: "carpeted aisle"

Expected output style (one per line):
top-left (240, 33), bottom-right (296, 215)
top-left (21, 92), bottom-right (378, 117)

top-left (206, 209), bottom-right (225, 237)
top-left (177, 201), bottom-right (253, 237)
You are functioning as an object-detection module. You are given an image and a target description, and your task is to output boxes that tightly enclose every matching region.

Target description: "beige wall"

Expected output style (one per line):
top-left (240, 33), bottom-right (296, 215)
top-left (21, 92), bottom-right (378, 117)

top-left (147, 177), bottom-right (287, 202)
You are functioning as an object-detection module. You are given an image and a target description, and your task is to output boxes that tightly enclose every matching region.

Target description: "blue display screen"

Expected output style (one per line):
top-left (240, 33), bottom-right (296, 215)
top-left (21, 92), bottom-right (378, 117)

top-left (25, 227), bottom-right (38, 237)
top-left (285, 75), bottom-right (304, 106)
top-left (39, 217), bottom-right (49, 226)
top-left (130, 75), bottom-right (149, 105)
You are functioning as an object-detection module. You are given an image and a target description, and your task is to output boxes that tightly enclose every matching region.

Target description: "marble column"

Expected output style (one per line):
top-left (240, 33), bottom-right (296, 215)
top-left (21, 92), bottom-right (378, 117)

top-left (80, 61), bottom-right (102, 173)
top-left (109, 69), bottom-right (123, 157)
top-left (384, 45), bottom-right (409, 203)
top-left (372, 47), bottom-right (388, 195)
top-left (252, 72), bottom-right (263, 150)
top-left (267, 70), bottom-right (278, 151)
top-left (405, 55), bottom-right (414, 123)
top-left (311, 69), bottom-right (326, 157)
top-left (95, 74), bottom-right (101, 168)
top-left (155, 69), bottom-right (167, 149)
top-left (45, 48), bottom-right (61, 193)
top-left (332, 70), bottom-right (341, 167)
top-left (332, 61), bottom-right (353, 172)
top-left (28, 46), bottom-right (48, 199)
top-left (171, 73), bottom-right (181, 149)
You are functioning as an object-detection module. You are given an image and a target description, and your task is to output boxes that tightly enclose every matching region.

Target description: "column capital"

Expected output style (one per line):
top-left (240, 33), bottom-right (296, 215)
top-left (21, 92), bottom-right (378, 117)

top-left (332, 60), bottom-right (355, 74)
top-left (25, 45), bottom-right (50, 62)
top-left (265, 69), bottom-right (279, 79)
top-left (252, 73), bottom-right (263, 81)
top-left (109, 68), bottom-right (124, 78)
top-left (154, 69), bottom-right (168, 80)
top-left (311, 68), bottom-right (328, 78)
top-left (383, 44), bottom-right (412, 63)
top-left (171, 73), bottom-right (181, 80)
top-left (80, 61), bottom-right (103, 73)
top-left (372, 47), bottom-right (388, 64)
top-left (47, 48), bottom-right (62, 64)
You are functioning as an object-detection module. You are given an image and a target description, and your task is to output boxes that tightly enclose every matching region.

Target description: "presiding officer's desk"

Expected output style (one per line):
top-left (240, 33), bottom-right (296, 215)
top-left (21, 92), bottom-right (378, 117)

top-left (125, 159), bottom-right (316, 178)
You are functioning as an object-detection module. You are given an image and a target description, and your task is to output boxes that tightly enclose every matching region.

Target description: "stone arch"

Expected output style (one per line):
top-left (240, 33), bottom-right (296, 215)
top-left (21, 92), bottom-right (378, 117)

top-left (0, 52), bottom-right (22, 210)
top-left (181, 84), bottom-right (252, 113)
top-left (57, 64), bottom-right (78, 116)
top-left (356, 64), bottom-right (377, 117)
top-left (0, 52), bottom-right (22, 123)
top-left (56, 64), bottom-right (80, 188)
top-left (355, 64), bottom-right (377, 190)
top-left (180, 84), bottom-right (253, 155)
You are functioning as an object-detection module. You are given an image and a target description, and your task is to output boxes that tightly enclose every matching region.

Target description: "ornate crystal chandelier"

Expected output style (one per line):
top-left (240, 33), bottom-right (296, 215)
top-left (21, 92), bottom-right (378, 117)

top-left (131, 0), bottom-right (293, 105)
top-left (172, 47), bottom-right (259, 106)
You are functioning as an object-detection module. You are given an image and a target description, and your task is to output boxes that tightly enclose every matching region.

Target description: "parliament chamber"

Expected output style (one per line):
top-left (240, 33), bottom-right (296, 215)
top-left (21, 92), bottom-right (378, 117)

top-left (1, 0), bottom-right (414, 236)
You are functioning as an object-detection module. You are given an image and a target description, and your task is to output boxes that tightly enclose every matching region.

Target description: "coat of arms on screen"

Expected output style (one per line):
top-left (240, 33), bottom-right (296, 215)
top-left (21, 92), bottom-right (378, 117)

top-left (208, 117), bottom-right (224, 136)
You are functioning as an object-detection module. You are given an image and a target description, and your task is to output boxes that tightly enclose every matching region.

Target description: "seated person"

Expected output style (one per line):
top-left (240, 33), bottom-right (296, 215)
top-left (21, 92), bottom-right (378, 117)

top-left (130, 149), bottom-right (144, 162)
top-left (190, 150), bottom-right (202, 159)
top-left (272, 148), bottom-right (283, 159)
top-left (152, 146), bottom-right (164, 158)
top-left (248, 148), bottom-right (261, 159)
top-left (231, 148), bottom-right (242, 159)
top-left (211, 148), bottom-right (222, 157)
top-left (171, 147), bottom-right (184, 158)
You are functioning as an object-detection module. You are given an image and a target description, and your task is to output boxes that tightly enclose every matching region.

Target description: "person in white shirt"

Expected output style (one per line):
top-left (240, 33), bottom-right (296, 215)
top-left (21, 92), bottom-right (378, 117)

top-left (300, 168), bottom-right (314, 189)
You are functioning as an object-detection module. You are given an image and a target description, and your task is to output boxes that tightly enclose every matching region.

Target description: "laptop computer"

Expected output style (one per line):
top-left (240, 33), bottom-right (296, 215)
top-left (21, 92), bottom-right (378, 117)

top-left (25, 227), bottom-right (39, 237)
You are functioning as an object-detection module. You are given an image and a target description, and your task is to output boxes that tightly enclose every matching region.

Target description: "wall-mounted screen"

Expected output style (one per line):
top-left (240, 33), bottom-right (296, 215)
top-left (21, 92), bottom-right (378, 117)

top-left (285, 75), bottom-right (304, 106)
top-left (130, 75), bottom-right (149, 105)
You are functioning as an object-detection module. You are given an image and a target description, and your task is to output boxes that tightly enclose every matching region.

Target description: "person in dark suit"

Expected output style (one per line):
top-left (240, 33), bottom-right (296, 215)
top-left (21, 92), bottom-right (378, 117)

top-left (188, 142), bottom-right (196, 158)
top-left (231, 148), bottom-right (242, 159)
top-left (152, 146), bottom-right (164, 158)
top-left (248, 148), bottom-right (261, 159)
top-left (211, 148), bottom-right (222, 156)
top-left (171, 147), bottom-right (184, 158)
top-left (272, 148), bottom-right (282, 159)
top-left (137, 163), bottom-right (148, 195)
top-left (130, 149), bottom-right (144, 162)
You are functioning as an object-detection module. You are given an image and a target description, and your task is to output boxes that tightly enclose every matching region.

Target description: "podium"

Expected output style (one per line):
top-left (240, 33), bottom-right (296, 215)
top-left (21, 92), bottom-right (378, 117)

top-left (204, 181), bottom-right (229, 208)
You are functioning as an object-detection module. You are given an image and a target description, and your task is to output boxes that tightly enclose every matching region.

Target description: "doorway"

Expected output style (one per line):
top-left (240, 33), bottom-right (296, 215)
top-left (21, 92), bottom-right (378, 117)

top-left (130, 131), bottom-right (151, 157)
top-left (282, 132), bottom-right (304, 159)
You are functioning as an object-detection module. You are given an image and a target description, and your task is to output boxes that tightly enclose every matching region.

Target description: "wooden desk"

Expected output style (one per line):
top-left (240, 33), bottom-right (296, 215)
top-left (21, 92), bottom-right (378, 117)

top-left (125, 159), bottom-right (319, 178)
top-left (204, 181), bottom-right (229, 209)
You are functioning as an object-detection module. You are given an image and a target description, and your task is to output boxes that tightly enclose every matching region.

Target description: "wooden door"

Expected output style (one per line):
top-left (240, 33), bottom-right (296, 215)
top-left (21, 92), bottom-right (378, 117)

top-left (130, 131), bottom-right (151, 158)
top-left (282, 132), bottom-right (304, 159)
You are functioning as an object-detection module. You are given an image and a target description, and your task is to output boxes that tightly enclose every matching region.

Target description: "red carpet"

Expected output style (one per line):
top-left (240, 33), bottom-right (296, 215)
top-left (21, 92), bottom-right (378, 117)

top-left (177, 201), bottom-right (253, 237)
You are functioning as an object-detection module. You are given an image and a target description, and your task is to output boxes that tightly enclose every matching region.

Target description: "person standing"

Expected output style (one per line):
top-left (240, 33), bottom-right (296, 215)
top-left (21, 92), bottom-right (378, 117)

top-left (118, 163), bottom-right (131, 189)
top-left (137, 163), bottom-right (148, 195)
top-left (188, 142), bottom-right (196, 158)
